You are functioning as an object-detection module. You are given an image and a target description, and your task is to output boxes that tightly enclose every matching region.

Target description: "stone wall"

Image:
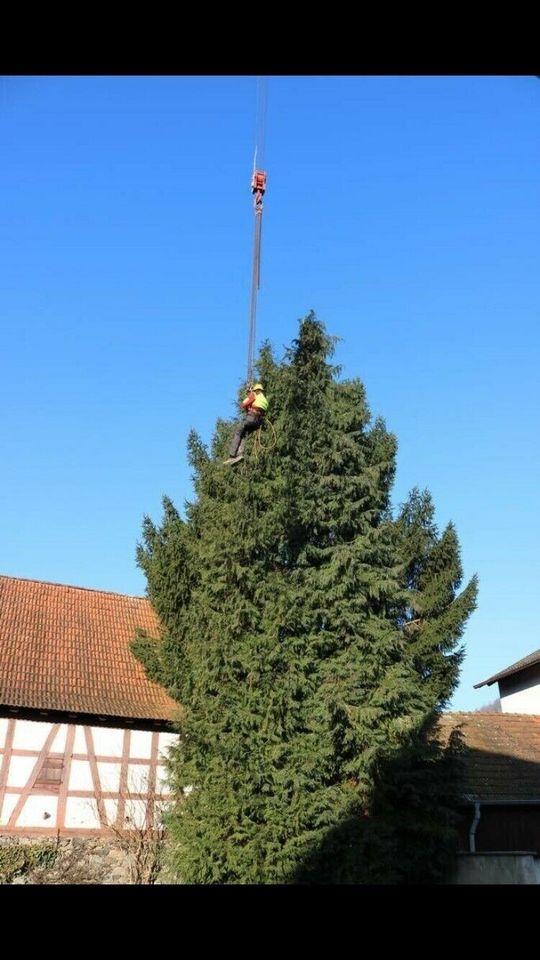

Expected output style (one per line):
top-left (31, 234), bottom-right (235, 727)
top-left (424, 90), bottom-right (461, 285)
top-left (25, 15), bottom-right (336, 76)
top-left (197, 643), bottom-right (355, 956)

top-left (0, 834), bottom-right (172, 884)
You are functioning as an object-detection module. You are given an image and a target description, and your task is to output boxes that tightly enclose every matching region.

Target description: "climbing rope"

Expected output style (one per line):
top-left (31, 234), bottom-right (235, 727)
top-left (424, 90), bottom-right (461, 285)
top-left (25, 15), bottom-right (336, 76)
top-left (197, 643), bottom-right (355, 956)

top-left (251, 417), bottom-right (278, 462)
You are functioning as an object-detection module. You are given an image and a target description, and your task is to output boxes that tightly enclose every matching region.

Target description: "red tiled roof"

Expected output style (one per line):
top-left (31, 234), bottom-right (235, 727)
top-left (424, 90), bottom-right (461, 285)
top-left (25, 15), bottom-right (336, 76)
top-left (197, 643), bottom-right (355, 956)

top-left (439, 712), bottom-right (540, 803)
top-left (0, 575), bottom-right (177, 722)
top-left (474, 649), bottom-right (540, 689)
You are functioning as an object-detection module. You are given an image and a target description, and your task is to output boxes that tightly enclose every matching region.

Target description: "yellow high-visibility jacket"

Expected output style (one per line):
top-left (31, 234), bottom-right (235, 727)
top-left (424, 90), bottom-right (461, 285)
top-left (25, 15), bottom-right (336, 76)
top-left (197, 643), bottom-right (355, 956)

top-left (241, 390), bottom-right (269, 415)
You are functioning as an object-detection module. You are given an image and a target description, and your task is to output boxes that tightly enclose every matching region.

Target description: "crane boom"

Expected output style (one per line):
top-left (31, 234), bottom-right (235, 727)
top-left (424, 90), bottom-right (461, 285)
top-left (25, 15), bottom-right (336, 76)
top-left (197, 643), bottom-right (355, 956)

top-left (246, 78), bottom-right (268, 385)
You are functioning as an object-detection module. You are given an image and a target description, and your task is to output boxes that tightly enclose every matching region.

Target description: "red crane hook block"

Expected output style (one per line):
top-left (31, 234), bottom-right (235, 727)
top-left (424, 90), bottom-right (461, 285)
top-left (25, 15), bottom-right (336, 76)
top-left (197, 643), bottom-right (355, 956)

top-left (251, 170), bottom-right (267, 207)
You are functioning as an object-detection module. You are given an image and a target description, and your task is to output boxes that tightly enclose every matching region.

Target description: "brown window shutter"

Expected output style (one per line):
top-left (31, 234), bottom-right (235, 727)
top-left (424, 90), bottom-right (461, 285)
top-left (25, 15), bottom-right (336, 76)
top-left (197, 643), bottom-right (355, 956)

top-left (35, 756), bottom-right (64, 792)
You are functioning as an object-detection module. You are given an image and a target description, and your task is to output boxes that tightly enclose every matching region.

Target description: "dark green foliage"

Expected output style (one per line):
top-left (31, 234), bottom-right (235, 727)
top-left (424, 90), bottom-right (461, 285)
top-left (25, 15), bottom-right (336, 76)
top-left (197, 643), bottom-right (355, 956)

top-left (396, 488), bottom-right (478, 709)
top-left (134, 312), bottom-right (477, 883)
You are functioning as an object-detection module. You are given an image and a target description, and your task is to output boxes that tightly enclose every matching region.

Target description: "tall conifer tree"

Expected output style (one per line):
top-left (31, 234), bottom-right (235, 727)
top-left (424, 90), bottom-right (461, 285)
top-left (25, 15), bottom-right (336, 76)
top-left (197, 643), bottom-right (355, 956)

top-left (135, 313), bottom-right (477, 883)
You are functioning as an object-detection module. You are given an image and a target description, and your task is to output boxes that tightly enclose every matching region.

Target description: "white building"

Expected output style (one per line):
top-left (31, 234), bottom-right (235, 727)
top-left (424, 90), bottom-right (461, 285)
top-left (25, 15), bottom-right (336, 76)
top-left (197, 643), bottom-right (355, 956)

top-left (0, 575), bottom-right (178, 837)
top-left (474, 649), bottom-right (540, 714)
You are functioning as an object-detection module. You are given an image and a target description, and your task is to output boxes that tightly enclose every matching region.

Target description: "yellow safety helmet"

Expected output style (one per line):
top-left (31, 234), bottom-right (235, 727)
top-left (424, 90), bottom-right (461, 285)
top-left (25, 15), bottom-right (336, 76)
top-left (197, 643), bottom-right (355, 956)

top-left (252, 383), bottom-right (264, 391)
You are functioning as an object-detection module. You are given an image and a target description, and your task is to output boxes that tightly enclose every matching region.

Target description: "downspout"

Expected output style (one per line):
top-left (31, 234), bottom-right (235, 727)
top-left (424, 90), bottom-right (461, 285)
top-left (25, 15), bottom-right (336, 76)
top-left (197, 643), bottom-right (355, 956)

top-left (469, 801), bottom-right (481, 852)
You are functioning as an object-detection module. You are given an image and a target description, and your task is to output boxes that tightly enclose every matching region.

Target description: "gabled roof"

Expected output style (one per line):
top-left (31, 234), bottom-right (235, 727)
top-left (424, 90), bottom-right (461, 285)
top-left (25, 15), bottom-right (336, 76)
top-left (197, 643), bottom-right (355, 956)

top-left (474, 649), bottom-right (540, 689)
top-left (440, 712), bottom-right (540, 803)
top-left (0, 575), bottom-right (177, 722)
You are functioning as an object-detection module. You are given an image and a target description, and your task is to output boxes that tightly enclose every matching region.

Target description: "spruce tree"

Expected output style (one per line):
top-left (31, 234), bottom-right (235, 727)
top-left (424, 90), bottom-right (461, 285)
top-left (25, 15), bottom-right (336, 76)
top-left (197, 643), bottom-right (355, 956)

top-left (375, 489), bottom-right (478, 883)
top-left (135, 313), bottom-right (477, 883)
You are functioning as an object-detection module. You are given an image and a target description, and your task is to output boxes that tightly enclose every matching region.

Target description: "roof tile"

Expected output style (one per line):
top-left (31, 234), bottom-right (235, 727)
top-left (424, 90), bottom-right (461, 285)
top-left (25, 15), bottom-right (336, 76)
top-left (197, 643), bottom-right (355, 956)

top-left (439, 712), bottom-right (540, 802)
top-left (0, 575), bottom-right (177, 722)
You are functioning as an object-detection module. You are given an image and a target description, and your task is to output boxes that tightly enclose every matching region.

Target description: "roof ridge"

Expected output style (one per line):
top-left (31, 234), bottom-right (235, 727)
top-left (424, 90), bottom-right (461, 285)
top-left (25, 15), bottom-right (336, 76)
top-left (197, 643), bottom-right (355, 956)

top-left (443, 711), bottom-right (540, 720)
top-left (0, 573), bottom-right (147, 602)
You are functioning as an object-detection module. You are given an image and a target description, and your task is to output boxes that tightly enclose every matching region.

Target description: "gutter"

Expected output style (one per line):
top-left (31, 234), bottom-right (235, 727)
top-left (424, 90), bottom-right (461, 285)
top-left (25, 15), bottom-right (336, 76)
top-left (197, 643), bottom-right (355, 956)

top-left (469, 801), bottom-right (481, 853)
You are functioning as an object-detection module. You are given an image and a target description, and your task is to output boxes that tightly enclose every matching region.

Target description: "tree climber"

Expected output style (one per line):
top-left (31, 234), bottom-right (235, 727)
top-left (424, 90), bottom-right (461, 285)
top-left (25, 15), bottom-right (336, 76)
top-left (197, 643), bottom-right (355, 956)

top-left (223, 383), bottom-right (269, 465)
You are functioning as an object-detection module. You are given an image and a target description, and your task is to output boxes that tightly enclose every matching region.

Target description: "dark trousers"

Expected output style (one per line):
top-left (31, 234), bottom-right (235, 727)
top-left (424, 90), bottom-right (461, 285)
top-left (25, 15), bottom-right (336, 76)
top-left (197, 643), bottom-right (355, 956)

top-left (230, 415), bottom-right (262, 457)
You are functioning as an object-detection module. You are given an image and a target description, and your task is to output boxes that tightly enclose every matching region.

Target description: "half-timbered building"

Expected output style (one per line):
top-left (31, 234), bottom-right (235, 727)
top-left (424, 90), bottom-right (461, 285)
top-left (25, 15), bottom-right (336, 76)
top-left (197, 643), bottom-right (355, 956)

top-left (0, 575), bottom-right (177, 837)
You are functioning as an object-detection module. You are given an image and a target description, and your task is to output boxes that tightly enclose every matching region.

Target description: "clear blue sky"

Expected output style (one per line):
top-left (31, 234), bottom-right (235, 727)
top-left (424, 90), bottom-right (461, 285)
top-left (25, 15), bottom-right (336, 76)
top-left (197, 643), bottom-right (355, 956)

top-left (1, 76), bottom-right (538, 711)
